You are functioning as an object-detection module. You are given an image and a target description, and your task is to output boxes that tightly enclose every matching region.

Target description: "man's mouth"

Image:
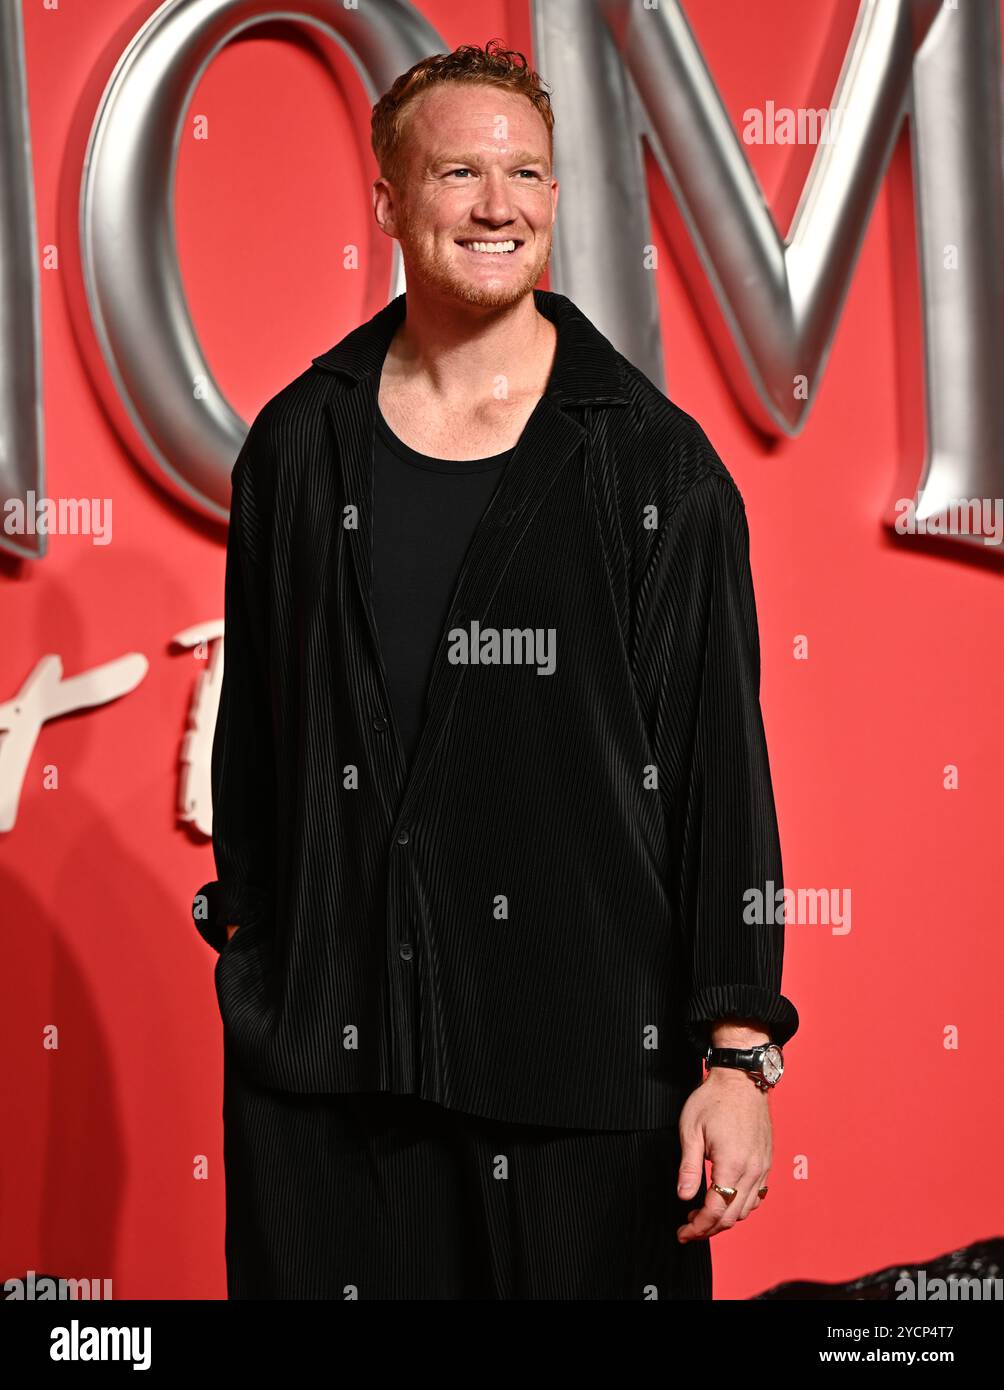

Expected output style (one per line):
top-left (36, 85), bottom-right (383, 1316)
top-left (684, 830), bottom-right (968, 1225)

top-left (455, 238), bottom-right (523, 256)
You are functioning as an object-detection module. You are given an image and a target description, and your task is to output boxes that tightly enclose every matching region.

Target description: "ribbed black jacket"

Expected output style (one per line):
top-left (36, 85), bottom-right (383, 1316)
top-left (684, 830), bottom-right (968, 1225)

top-left (191, 287), bottom-right (799, 1130)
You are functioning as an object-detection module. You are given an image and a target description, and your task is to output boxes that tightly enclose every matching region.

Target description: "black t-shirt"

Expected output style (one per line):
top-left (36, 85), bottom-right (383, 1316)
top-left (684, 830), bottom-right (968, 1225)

top-left (370, 400), bottom-right (513, 768)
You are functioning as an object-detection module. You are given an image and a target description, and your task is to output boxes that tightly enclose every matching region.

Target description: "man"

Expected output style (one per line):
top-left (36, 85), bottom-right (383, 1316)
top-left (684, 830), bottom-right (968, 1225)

top-left (192, 39), bottom-right (798, 1300)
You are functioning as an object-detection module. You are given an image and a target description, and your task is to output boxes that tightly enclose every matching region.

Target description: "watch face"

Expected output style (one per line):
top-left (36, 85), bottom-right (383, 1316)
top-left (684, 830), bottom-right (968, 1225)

top-left (761, 1045), bottom-right (784, 1084)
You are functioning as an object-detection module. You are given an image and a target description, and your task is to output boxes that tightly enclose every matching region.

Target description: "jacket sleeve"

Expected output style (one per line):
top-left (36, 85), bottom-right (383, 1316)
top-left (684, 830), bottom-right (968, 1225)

top-left (192, 414), bottom-right (277, 954)
top-left (637, 467), bottom-right (799, 1057)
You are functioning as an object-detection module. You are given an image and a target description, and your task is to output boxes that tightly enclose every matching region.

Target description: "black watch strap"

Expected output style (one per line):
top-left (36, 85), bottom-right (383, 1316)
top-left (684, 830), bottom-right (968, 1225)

top-left (704, 1044), bottom-right (768, 1068)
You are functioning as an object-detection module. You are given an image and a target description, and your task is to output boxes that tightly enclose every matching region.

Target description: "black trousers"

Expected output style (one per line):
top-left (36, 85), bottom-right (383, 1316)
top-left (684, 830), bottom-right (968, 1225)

top-left (222, 1051), bottom-right (712, 1300)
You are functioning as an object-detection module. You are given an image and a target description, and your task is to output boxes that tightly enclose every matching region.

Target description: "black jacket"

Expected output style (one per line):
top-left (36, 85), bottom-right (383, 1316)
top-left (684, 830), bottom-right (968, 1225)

top-left (192, 287), bottom-right (799, 1129)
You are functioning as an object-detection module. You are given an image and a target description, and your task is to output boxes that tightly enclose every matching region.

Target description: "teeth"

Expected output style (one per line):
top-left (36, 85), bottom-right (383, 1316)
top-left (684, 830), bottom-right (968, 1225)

top-left (461, 240), bottom-right (517, 254)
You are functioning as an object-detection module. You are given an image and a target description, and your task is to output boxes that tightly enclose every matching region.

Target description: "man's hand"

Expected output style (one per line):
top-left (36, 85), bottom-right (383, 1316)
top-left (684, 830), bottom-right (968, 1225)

top-left (225, 923), bottom-right (240, 943)
top-left (676, 1068), bottom-right (772, 1242)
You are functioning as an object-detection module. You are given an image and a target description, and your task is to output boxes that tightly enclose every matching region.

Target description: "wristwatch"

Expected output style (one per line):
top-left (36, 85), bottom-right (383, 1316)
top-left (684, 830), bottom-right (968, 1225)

top-left (703, 1042), bottom-right (784, 1092)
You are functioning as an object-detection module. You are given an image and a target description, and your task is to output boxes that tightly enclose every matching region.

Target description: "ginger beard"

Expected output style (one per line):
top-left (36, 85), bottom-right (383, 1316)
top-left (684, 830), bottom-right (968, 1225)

top-left (394, 194), bottom-right (554, 311)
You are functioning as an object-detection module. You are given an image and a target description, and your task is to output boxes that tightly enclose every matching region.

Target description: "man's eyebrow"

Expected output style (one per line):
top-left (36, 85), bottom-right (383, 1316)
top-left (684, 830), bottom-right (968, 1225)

top-left (431, 150), bottom-right (550, 169)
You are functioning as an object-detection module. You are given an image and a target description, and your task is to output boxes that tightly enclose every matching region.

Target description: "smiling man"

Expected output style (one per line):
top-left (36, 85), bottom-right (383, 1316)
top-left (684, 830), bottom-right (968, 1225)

top-left (193, 38), bottom-right (799, 1301)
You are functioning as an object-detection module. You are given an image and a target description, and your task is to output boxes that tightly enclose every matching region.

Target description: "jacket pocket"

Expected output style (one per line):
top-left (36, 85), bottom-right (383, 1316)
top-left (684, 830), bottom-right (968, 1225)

top-left (213, 918), bottom-right (275, 1075)
top-left (216, 918), bottom-right (257, 967)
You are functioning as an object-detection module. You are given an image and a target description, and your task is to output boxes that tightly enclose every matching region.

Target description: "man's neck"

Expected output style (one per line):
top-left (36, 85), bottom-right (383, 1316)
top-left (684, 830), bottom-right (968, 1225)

top-left (381, 289), bottom-right (557, 407)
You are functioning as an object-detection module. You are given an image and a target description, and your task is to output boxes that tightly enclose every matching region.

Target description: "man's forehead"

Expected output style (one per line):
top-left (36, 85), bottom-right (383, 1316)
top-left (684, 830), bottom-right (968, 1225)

top-left (410, 87), bottom-right (544, 135)
top-left (425, 144), bottom-right (548, 164)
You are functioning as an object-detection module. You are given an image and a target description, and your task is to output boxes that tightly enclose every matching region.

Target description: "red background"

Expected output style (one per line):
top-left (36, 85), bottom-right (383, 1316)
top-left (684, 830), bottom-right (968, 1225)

top-left (2, 0), bottom-right (1001, 1299)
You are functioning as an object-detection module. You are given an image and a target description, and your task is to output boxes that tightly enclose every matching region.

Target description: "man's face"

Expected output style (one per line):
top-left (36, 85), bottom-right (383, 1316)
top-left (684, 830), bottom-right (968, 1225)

top-left (375, 82), bottom-right (558, 310)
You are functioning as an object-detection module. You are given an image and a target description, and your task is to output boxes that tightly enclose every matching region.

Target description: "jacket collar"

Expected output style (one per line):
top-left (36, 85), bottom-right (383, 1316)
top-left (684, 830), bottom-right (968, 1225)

top-left (317, 286), bottom-right (627, 801)
top-left (310, 287), bottom-right (630, 407)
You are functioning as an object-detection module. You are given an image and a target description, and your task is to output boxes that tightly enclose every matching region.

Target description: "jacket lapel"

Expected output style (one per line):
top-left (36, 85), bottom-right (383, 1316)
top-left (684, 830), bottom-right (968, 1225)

top-left (314, 289), bottom-right (630, 804)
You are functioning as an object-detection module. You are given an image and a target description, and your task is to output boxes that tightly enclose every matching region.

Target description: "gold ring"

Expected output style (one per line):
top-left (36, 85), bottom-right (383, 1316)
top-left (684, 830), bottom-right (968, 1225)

top-left (711, 1183), bottom-right (738, 1204)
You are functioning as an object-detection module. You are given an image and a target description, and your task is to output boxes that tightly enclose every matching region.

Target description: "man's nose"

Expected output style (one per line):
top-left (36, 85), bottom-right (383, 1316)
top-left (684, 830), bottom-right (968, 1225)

top-left (470, 168), bottom-right (517, 222)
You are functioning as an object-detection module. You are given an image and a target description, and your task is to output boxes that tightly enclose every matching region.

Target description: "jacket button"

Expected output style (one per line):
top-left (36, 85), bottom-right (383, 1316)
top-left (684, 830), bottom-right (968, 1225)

top-left (399, 942), bottom-right (414, 961)
top-left (396, 828), bottom-right (410, 845)
top-left (372, 714), bottom-right (388, 731)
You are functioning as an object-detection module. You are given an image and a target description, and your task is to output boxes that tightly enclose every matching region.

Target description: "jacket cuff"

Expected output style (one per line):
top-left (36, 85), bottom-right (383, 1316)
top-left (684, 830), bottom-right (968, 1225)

top-left (191, 879), bottom-right (270, 955)
top-left (685, 985), bottom-right (799, 1055)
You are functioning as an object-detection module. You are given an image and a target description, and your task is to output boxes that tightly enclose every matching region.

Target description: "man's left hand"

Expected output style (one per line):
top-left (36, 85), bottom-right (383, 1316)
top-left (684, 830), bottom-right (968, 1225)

top-left (675, 1068), bottom-right (772, 1242)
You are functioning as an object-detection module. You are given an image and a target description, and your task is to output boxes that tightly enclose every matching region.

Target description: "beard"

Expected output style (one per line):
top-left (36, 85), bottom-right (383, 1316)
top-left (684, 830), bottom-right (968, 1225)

top-left (396, 208), bottom-right (553, 310)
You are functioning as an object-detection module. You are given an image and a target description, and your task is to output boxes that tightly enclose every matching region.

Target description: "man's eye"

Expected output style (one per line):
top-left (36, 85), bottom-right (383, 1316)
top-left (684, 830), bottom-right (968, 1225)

top-left (445, 168), bottom-right (541, 179)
